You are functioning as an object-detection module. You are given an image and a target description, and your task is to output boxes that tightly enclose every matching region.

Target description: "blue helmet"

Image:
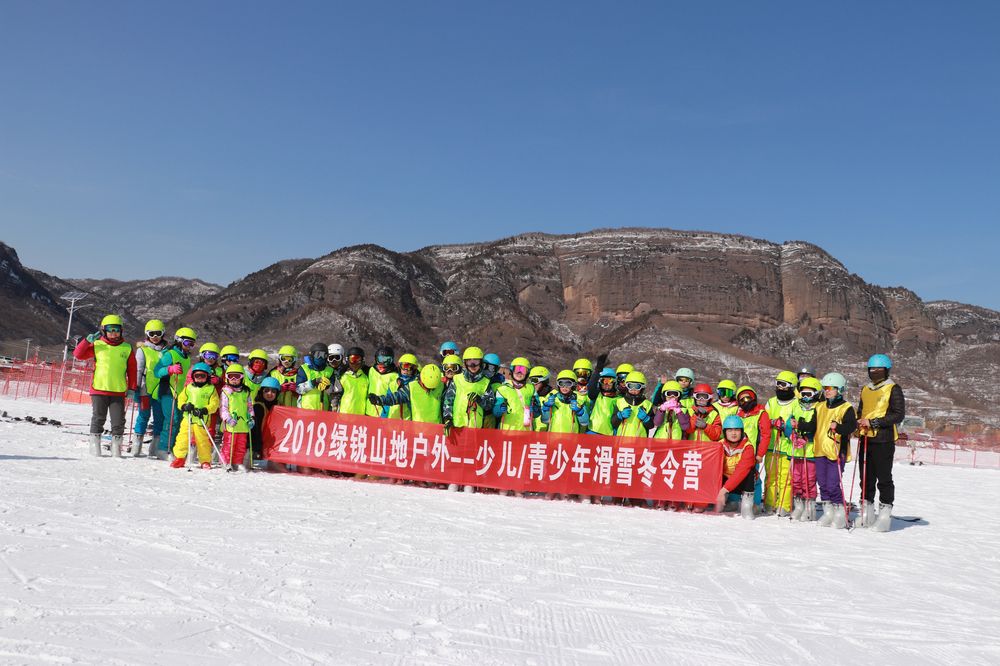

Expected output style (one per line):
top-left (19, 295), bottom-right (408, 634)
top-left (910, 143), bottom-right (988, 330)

top-left (867, 354), bottom-right (892, 369)
top-left (599, 367), bottom-right (616, 379)
top-left (259, 377), bottom-right (281, 390)
top-left (483, 353), bottom-right (501, 367)
top-left (722, 415), bottom-right (745, 430)
top-left (191, 362), bottom-right (213, 375)
top-left (440, 341), bottom-right (459, 354)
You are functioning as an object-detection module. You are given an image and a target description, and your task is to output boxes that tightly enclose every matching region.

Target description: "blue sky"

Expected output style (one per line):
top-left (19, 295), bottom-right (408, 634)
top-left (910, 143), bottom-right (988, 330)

top-left (2, 2), bottom-right (998, 309)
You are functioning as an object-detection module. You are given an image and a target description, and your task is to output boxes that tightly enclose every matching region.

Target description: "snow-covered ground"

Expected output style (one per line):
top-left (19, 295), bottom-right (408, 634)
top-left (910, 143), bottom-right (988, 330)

top-left (1, 397), bottom-right (999, 665)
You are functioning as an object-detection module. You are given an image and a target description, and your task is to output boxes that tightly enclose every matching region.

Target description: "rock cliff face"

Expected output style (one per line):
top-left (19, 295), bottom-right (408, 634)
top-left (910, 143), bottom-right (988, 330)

top-left (3, 229), bottom-right (999, 430)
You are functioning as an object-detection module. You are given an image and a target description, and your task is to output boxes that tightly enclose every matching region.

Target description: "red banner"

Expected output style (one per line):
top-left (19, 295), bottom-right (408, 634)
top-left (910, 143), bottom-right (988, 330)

top-left (263, 406), bottom-right (723, 503)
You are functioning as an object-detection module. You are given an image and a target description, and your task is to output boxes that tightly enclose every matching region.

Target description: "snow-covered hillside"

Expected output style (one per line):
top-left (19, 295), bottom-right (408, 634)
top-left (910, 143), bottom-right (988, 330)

top-left (1, 398), bottom-right (997, 665)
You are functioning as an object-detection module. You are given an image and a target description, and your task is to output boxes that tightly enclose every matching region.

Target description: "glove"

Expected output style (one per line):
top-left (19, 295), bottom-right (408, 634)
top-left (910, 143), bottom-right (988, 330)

top-left (616, 407), bottom-right (632, 421)
top-left (664, 398), bottom-right (680, 411)
top-left (368, 393), bottom-right (383, 406)
top-left (317, 376), bottom-right (331, 391)
top-left (467, 393), bottom-right (480, 407)
top-left (637, 407), bottom-right (649, 421)
top-left (492, 393), bottom-right (508, 416)
top-left (443, 418), bottom-right (453, 429)
top-left (180, 403), bottom-right (194, 414)
top-left (86, 331), bottom-right (101, 343)
top-left (210, 374), bottom-right (220, 385)
top-left (695, 417), bottom-right (707, 429)
top-left (226, 418), bottom-right (238, 428)
top-left (167, 363), bottom-right (183, 375)
top-left (772, 418), bottom-right (784, 430)
top-left (545, 394), bottom-right (556, 408)
top-left (194, 407), bottom-right (207, 418)
top-left (125, 390), bottom-right (136, 402)
top-left (281, 382), bottom-right (296, 392)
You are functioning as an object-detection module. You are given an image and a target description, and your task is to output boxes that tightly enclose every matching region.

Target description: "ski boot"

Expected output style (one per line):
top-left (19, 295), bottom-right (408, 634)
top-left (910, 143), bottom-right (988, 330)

top-left (170, 457), bottom-right (186, 469)
top-left (860, 500), bottom-right (877, 528)
top-left (201, 462), bottom-right (212, 470)
top-left (89, 433), bottom-right (103, 457)
top-left (740, 492), bottom-right (755, 520)
top-left (791, 497), bottom-right (805, 520)
top-left (111, 435), bottom-right (123, 458)
top-left (799, 498), bottom-right (816, 522)
top-left (831, 503), bottom-right (848, 529)
top-left (818, 501), bottom-right (835, 527)
top-left (872, 503), bottom-right (893, 532)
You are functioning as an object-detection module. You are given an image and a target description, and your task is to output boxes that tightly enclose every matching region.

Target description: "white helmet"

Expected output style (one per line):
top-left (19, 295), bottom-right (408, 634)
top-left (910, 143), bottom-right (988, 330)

top-left (327, 343), bottom-right (344, 357)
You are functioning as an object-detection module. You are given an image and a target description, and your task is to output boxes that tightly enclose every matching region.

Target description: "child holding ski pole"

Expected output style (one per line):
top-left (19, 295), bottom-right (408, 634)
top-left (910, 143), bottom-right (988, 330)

top-left (786, 377), bottom-right (821, 521)
top-left (814, 372), bottom-right (857, 528)
top-left (219, 364), bottom-right (255, 472)
top-left (169, 363), bottom-right (220, 469)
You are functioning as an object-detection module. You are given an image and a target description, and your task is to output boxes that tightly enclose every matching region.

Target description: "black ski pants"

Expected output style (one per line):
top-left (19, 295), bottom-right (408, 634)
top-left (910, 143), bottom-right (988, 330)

top-left (90, 394), bottom-right (126, 436)
top-left (858, 438), bottom-right (895, 506)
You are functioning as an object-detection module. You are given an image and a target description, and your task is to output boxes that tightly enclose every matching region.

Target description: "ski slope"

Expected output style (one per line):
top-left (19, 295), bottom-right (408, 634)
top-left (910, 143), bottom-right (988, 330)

top-left (1, 397), bottom-right (998, 665)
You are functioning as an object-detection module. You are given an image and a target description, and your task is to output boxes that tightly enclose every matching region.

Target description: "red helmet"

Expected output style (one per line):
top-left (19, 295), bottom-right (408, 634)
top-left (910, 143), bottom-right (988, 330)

top-left (693, 383), bottom-right (713, 395)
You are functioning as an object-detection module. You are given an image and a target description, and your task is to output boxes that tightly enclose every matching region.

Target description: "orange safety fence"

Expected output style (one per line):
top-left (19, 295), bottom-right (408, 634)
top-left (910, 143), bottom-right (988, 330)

top-left (0, 360), bottom-right (96, 404)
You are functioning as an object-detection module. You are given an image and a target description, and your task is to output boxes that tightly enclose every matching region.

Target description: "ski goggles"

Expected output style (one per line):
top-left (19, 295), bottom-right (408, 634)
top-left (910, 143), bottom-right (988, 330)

top-left (191, 371), bottom-right (210, 382)
top-left (248, 359), bottom-right (267, 371)
top-left (663, 390), bottom-right (681, 399)
top-left (440, 349), bottom-right (457, 359)
top-left (222, 354), bottom-right (239, 363)
top-left (625, 381), bottom-right (645, 391)
top-left (776, 380), bottom-right (794, 390)
top-left (511, 365), bottom-right (529, 374)
top-left (399, 362), bottom-right (417, 374)
top-left (529, 375), bottom-right (546, 384)
top-left (556, 379), bottom-right (576, 389)
top-left (226, 373), bottom-right (244, 382)
top-left (145, 330), bottom-right (163, 338)
top-left (179, 337), bottom-right (196, 347)
top-left (348, 354), bottom-right (363, 363)
top-left (443, 363), bottom-right (461, 373)
top-left (616, 373), bottom-right (629, 382)
top-left (202, 351), bottom-right (219, 361)
top-left (693, 391), bottom-right (713, 401)
top-left (279, 355), bottom-right (295, 363)
top-left (376, 354), bottom-right (393, 365)
top-left (103, 325), bottom-right (122, 333)
top-left (327, 354), bottom-right (342, 362)
top-left (465, 359), bottom-right (482, 368)
top-left (798, 389), bottom-right (818, 400)
top-left (716, 388), bottom-right (735, 399)
top-left (575, 368), bottom-right (591, 378)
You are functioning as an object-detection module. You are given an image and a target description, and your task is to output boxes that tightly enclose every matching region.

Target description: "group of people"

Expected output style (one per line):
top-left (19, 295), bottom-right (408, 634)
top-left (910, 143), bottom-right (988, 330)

top-left (76, 315), bottom-right (906, 531)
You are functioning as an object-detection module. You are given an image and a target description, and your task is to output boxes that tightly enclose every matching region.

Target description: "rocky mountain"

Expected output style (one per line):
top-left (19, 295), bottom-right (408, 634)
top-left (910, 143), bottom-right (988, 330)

top-left (3, 229), bottom-right (998, 431)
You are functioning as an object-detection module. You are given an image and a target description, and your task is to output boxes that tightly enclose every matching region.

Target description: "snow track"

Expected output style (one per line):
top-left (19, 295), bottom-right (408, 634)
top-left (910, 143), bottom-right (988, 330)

top-left (1, 397), bottom-right (998, 665)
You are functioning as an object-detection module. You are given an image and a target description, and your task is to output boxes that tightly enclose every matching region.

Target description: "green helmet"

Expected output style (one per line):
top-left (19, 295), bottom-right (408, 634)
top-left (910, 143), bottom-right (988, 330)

top-left (615, 363), bottom-right (634, 375)
top-left (799, 377), bottom-right (823, 393)
top-left (248, 349), bottom-right (269, 362)
top-left (144, 319), bottom-right (165, 333)
top-left (717, 379), bottom-right (738, 392)
top-left (278, 345), bottom-right (297, 357)
top-left (624, 371), bottom-right (646, 386)
top-left (675, 367), bottom-right (695, 381)
top-left (509, 356), bottom-right (531, 369)
top-left (557, 369), bottom-right (577, 382)
top-left (101, 314), bottom-right (123, 328)
top-left (199, 342), bottom-right (220, 355)
top-left (463, 346), bottom-right (484, 361)
top-left (398, 353), bottom-right (419, 367)
top-left (420, 364), bottom-right (443, 389)
top-left (174, 327), bottom-right (197, 341)
top-left (776, 370), bottom-right (797, 385)
top-left (820, 372), bottom-right (847, 392)
top-left (528, 366), bottom-right (550, 383)
top-left (573, 358), bottom-right (593, 372)
top-left (219, 344), bottom-right (239, 357)
top-left (442, 354), bottom-right (462, 367)
top-left (662, 380), bottom-right (682, 395)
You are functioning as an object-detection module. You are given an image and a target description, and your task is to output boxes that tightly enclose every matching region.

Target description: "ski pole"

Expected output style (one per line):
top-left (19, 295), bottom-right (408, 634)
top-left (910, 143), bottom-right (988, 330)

top-left (860, 435), bottom-right (869, 525)
top-left (836, 454), bottom-right (851, 529)
top-left (126, 393), bottom-right (137, 449)
top-left (197, 418), bottom-right (228, 470)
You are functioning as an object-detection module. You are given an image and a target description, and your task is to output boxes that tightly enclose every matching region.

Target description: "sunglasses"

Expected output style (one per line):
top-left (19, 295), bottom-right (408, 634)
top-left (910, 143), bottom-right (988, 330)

top-left (556, 379), bottom-right (575, 389)
top-left (222, 354), bottom-right (239, 363)
top-left (146, 330), bottom-right (163, 337)
top-left (180, 337), bottom-right (196, 347)
top-left (202, 352), bottom-right (219, 361)
top-left (625, 382), bottom-right (645, 391)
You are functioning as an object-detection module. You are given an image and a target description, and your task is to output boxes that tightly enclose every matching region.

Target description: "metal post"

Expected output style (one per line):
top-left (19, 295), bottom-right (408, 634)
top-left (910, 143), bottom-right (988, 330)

top-left (57, 292), bottom-right (89, 403)
top-left (24, 338), bottom-right (31, 361)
